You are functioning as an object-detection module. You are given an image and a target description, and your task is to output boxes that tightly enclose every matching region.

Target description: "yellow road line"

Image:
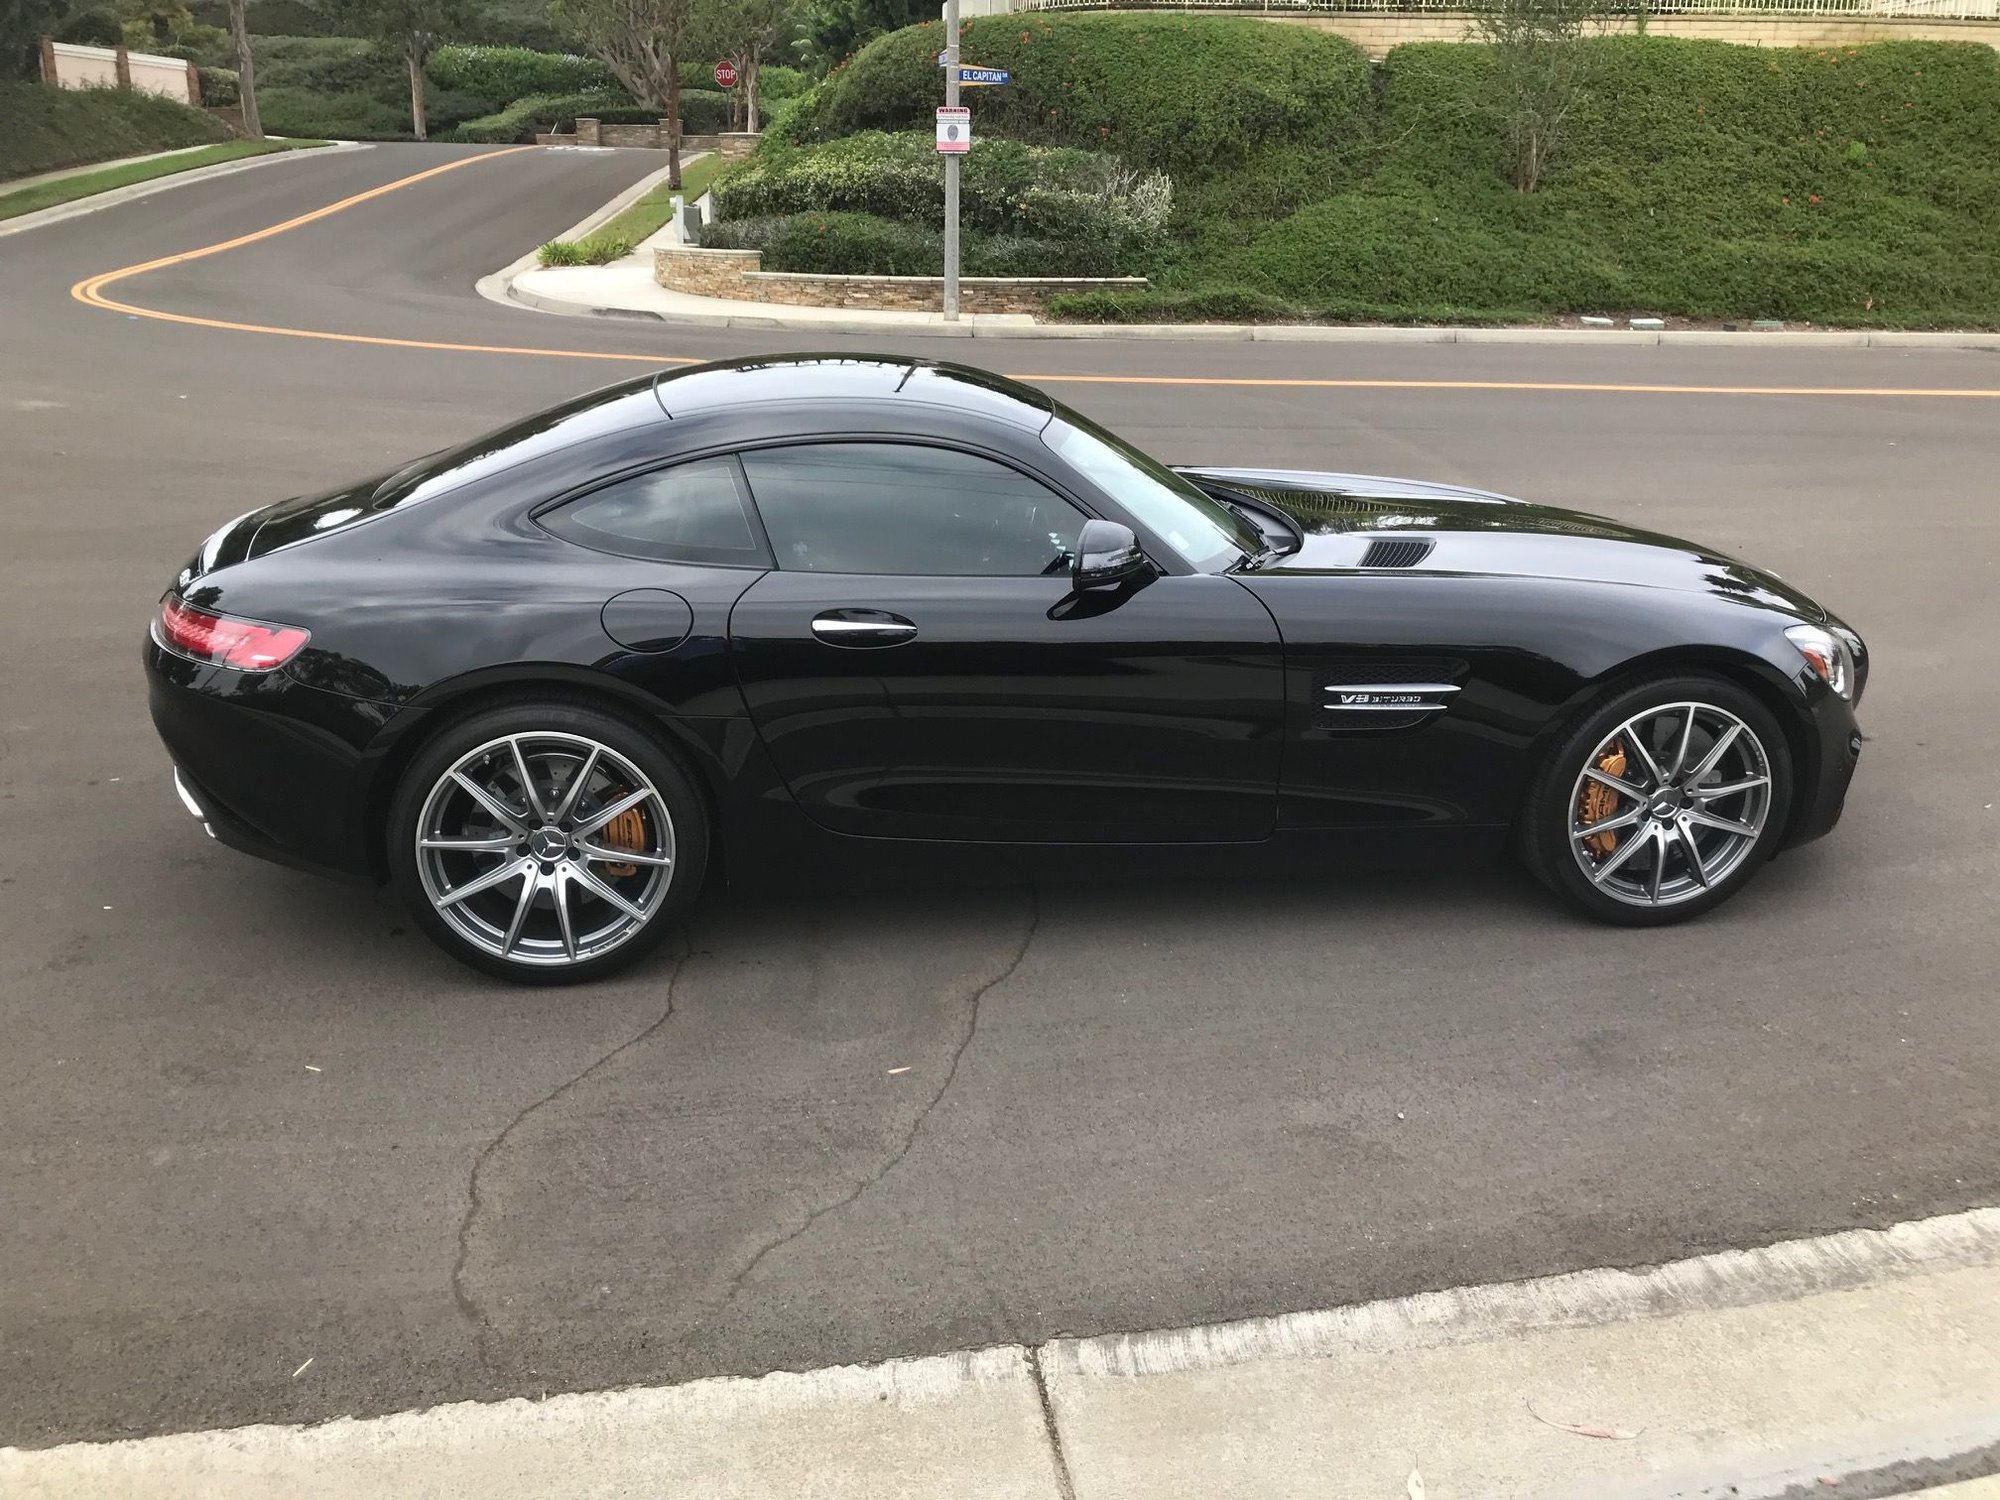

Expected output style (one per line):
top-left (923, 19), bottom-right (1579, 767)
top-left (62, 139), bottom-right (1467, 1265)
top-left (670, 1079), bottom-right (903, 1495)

top-left (68, 151), bottom-right (2000, 400)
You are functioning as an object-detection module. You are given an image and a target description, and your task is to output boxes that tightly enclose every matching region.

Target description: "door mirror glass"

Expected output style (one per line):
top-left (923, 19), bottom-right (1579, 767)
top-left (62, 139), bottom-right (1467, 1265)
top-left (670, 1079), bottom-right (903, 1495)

top-left (1073, 519), bottom-right (1148, 589)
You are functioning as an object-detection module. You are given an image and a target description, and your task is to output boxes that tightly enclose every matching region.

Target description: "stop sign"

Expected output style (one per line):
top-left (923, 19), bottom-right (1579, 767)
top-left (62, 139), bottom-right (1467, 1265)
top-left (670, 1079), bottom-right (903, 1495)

top-left (714, 60), bottom-right (738, 88)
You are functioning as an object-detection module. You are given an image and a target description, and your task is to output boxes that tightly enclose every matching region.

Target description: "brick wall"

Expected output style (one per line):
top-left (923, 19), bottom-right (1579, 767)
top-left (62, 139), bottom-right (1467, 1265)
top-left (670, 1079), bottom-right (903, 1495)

top-left (655, 246), bottom-right (1146, 314)
top-left (1262, 11), bottom-right (2000, 55)
top-left (536, 123), bottom-right (764, 154)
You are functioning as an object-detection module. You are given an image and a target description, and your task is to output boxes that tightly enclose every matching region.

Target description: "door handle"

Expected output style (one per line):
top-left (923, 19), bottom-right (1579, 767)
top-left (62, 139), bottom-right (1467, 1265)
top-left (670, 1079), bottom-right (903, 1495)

top-left (811, 610), bottom-right (917, 647)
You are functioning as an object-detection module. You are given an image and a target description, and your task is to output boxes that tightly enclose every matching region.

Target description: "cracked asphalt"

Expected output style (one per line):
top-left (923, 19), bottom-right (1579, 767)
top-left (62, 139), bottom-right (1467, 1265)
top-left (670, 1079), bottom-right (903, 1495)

top-left (2, 143), bottom-right (1996, 1448)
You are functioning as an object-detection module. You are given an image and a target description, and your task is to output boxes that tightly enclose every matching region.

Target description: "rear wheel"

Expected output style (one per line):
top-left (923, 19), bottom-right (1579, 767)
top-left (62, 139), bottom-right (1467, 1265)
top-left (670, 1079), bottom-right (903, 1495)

top-left (1521, 674), bottom-right (1792, 926)
top-left (388, 702), bottom-right (707, 983)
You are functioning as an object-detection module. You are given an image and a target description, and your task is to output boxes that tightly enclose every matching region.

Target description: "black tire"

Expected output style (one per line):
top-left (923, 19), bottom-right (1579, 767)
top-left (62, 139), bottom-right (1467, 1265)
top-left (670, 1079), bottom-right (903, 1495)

top-left (1519, 673), bottom-right (1794, 927)
top-left (388, 699), bottom-right (709, 984)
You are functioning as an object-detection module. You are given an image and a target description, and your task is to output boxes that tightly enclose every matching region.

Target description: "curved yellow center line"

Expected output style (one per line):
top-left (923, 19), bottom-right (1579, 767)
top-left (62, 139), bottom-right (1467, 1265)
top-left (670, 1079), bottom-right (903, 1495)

top-left (69, 149), bottom-right (2000, 400)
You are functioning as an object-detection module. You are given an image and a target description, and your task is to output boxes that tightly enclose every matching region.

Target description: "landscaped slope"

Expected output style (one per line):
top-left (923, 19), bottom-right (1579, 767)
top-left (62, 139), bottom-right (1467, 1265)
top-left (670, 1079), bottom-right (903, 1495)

top-left (751, 19), bottom-right (2000, 326)
top-left (1, 80), bottom-right (230, 182)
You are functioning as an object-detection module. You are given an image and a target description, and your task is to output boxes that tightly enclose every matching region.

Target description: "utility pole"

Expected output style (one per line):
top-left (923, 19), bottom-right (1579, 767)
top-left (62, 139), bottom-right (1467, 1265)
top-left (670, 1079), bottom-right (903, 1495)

top-left (942, 0), bottom-right (960, 322)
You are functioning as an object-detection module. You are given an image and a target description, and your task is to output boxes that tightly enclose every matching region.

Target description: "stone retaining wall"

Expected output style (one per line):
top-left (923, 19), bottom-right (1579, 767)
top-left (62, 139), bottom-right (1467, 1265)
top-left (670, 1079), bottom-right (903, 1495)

top-left (656, 245), bottom-right (1145, 314)
top-left (1261, 11), bottom-right (2000, 54)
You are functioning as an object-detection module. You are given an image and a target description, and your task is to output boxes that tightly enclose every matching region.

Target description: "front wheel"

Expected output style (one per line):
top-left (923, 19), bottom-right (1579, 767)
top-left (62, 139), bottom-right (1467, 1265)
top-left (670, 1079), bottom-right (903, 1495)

top-left (1521, 674), bottom-right (1793, 926)
top-left (388, 702), bottom-right (708, 983)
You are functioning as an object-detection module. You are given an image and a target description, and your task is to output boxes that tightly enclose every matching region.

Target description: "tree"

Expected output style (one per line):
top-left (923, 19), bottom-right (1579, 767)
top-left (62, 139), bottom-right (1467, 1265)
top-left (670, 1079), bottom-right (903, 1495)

top-left (554, 0), bottom-right (703, 188)
top-left (4, 0), bottom-right (71, 76)
top-left (226, 0), bottom-right (261, 136)
top-left (331, 0), bottom-right (463, 141)
top-left (798, 0), bottom-right (916, 71)
top-left (1468, 0), bottom-right (1605, 194)
top-left (696, 0), bottom-right (794, 132)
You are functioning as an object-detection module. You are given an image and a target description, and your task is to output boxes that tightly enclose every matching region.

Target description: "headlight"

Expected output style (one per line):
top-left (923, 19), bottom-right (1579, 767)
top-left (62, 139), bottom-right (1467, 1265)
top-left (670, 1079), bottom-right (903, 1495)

top-left (1785, 623), bottom-right (1856, 700)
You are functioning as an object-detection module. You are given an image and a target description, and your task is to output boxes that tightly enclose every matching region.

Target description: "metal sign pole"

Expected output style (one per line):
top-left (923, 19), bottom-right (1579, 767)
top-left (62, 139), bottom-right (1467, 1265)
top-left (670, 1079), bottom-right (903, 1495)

top-left (943, 0), bottom-right (960, 322)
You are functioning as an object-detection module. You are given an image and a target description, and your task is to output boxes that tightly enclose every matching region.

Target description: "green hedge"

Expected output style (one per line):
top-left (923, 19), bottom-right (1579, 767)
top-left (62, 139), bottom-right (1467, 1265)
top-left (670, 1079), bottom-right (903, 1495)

top-left (1209, 39), bottom-right (2000, 326)
top-left (0, 79), bottom-right (228, 182)
top-left (700, 210), bottom-right (1131, 277)
top-left (198, 66), bottom-right (239, 106)
top-left (449, 89), bottom-right (630, 143)
top-left (429, 44), bottom-right (615, 100)
top-left (783, 13), bottom-right (1373, 178)
top-left (258, 85), bottom-right (410, 139)
top-left (712, 130), bottom-right (1168, 252)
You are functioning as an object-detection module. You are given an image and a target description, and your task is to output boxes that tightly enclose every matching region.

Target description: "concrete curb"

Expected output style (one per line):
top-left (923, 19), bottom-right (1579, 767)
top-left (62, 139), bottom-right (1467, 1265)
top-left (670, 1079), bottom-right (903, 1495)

top-left (489, 273), bottom-right (2000, 347)
top-left (0, 141), bottom-right (368, 241)
top-left (7, 1207), bottom-right (2000, 1499)
top-left (472, 154), bottom-right (705, 316)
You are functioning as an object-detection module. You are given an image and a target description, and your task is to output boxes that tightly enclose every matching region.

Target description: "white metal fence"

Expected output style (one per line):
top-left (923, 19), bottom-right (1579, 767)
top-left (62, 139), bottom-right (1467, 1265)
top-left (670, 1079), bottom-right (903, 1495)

top-left (1009, 0), bottom-right (2000, 16)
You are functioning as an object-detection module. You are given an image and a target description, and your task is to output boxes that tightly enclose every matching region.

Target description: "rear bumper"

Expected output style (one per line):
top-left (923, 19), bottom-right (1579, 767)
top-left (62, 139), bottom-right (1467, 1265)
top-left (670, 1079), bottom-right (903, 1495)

top-left (145, 640), bottom-right (401, 882)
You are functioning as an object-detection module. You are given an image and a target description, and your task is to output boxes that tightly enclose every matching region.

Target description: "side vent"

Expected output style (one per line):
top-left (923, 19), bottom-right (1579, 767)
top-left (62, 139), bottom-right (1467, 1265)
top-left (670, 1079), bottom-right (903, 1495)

top-left (1359, 537), bottom-right (1435, 569)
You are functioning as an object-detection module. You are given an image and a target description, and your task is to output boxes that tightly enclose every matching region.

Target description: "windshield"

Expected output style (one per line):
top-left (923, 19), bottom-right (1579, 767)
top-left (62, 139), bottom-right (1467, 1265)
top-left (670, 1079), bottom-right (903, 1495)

top-left (1044, 416), bottom-right (1263, 572)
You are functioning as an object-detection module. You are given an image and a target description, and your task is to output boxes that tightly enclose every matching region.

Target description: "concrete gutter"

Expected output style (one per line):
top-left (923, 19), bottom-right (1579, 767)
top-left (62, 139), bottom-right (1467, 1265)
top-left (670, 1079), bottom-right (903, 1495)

top-left (7, 1207), bottom-right (2000, 1498)
top-left (0, 141), bottom-right (366, 241)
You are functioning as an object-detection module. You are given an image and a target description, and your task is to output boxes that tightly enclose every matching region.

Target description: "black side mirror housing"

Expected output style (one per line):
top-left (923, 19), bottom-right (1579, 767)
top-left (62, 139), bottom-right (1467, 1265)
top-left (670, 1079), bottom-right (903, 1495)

top-left (1073, 519), bottom-right (1150, 589)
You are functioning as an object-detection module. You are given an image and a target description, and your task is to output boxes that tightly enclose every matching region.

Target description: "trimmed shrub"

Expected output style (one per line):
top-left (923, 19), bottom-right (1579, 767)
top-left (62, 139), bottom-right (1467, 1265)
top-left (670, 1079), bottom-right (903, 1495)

top-left (699, 210), bottom-right (1134, 277)
top-left (258, 86), bottom-right (408, 140)
top-left (759, 65), bottom-right (808, 102)
top-left (198, 66), bottom-right (239, 106)
top-left (713, 130), bottom-right (1169, 261)
top-left (429, 45), bottom-right (615, 100)
top-left (253, 35), bottom-right (396, 96)
top-left (0, 78), bottom-right (228, 182)
top-left (783, 14), bottom-right (1372, 178)
top-left (189, 0), bottom-right (345, 35)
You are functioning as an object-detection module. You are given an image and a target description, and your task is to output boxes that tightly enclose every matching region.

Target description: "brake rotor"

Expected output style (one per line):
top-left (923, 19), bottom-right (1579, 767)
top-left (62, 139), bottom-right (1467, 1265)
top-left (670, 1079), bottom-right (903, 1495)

top-left (1578, 741), bottom-right (1628, 858)
top-left (598, 806), bottom-right (646, 878)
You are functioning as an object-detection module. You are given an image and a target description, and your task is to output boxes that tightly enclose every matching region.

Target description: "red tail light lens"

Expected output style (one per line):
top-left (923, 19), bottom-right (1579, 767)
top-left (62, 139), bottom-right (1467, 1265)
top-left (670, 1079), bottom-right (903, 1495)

top-left (156, 596), bottom-right (310, 672)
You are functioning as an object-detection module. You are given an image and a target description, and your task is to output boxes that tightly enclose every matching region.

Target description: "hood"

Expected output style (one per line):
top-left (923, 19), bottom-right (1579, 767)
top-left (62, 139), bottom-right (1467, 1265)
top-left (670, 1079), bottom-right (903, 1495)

top-left (1182, 467), bottom-right (1827, 622)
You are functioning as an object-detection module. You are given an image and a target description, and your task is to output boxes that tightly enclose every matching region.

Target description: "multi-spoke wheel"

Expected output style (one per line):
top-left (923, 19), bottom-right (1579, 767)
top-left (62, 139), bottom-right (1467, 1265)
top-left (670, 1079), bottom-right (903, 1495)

top-left (1521, 675), bottom-right (1793, 926)
top-left (389, 703), bottom-right (707, 982)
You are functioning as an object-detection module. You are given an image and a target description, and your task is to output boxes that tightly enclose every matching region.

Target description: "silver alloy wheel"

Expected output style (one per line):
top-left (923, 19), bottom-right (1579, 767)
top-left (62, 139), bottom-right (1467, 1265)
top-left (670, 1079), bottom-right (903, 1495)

top-left (1567, 701), bottom-right (1773, 908)
top-left (414, 732), bottom-right (675, 968)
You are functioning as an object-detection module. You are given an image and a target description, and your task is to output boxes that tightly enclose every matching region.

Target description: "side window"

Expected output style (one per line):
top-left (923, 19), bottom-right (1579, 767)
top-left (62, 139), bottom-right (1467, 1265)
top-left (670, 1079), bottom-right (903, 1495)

top-left (739, 443), bottom-right (1087, 577)
top-left (540, 457), bottom-right (768, 566)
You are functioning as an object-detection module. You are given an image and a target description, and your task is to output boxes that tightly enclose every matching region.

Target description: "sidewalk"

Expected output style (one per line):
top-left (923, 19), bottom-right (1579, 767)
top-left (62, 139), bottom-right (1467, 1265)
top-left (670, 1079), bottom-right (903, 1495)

top-left (2, 143), bottom-right (219, 196)
top-left (7, 1208), bottom-right (1999, 1499)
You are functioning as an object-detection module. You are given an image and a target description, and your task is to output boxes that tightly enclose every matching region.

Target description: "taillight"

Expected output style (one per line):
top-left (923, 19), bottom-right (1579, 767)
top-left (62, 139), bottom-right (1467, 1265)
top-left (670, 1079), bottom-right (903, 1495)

top-left (155, 596), bottom-right (310, 672)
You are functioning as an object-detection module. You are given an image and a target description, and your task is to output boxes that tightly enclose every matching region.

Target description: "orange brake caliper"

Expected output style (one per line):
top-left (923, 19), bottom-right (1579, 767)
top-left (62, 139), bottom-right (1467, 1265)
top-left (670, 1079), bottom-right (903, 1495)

top-left (598, 807), bottom-right (646, 878)
top-left (1579, 741), bottom-right (1628, 858)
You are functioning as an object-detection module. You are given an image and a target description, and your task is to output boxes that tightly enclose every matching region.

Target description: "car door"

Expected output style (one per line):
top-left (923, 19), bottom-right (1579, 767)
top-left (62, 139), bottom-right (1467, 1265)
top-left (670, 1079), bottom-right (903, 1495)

top-left (726, 440), bottom-right (1285, 844)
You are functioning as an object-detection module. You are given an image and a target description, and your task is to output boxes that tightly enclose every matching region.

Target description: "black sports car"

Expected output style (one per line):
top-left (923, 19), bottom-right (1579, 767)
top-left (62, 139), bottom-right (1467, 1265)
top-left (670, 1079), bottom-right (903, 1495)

top-left (147, 356), bottom-right (1867, 982)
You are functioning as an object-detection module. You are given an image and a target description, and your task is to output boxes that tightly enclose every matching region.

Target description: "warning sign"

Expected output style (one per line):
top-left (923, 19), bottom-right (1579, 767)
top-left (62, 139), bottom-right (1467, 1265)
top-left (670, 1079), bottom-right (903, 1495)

top-left (935, 105), bottom-right (970, 154)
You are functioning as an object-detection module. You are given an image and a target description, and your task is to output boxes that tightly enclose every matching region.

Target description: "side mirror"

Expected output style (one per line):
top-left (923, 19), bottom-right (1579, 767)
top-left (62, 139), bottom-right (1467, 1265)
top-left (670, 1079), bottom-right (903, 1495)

top-left (1072, 519), bottom-right (1149, 590)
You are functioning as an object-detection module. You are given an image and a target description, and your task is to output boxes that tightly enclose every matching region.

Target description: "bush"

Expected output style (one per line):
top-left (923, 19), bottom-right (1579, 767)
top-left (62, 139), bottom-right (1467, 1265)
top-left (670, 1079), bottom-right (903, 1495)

top-left (189, 0), bottom-right (345, 35)
top-left (197, 65), bottom-right (238, 106)
top-left (713, 130), bottom-right (1169, 261)
top-left (1203, 38), bottom-right (2000, 326)
top-left (56, 8), bottom-right (124, 45)
top-left (759, 65), bottom-right (808, 102)
top-left (537, 232), bottom-right (635, 265)
top-left (0, 78), bottom-right (228, 182)
top-left (700, 209), bottom-right (1133, 277)
top-left (252, 35), bottom-right (396, 96)
top-left (258, 86), bottom-right (408, 139)
top-left (783, 14), bottom-right (1373, 178)
top-left (429, 44), bottom-right (614, 100)
top-left (447, 88), bottom-right (633, 143)
top-left (1045, 287), bottom-right (1302, 324)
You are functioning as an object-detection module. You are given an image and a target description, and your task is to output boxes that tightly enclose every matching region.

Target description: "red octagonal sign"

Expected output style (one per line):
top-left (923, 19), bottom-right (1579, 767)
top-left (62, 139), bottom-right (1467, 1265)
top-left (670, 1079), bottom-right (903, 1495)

top-left (714, 60), bottom-right (738, 88)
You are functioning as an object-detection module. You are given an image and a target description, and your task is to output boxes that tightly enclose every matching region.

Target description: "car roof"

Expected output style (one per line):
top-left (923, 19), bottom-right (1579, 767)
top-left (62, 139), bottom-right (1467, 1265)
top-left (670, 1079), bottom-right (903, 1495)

top-left (650, 354), bottom-right (1056, 431)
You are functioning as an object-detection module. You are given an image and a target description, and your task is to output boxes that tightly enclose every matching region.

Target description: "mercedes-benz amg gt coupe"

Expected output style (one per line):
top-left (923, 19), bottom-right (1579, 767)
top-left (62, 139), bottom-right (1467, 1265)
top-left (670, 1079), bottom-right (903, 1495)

top-left (146, 355), bottom-right (1867, 983)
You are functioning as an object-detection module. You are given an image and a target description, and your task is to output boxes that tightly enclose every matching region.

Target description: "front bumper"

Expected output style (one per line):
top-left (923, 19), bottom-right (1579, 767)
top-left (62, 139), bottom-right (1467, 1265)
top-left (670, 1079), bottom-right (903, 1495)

top-left (1782, 686), bottom-right (1863, 849)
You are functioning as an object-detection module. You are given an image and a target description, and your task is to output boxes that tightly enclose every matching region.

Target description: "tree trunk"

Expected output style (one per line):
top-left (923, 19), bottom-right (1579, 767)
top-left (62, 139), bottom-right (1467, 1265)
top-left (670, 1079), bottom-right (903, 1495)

top-left (665, 66), bottom-right (682, 190)
top-left (228, 0), bottom-right (262, 138)
top-left (744, 54), bottom-right (759, 134)
top-left (408, 45), bottom-right (428, 141)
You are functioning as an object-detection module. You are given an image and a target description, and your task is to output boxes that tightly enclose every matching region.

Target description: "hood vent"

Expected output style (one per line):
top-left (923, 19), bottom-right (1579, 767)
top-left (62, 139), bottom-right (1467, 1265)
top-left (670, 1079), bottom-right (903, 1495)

top-left (1359, 537), bottom-right (1435, 569)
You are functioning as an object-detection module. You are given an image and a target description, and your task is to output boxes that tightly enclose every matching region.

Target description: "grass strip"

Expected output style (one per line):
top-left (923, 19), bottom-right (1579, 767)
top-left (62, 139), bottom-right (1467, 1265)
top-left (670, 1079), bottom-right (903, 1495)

top-left (0, 138), bottom-right (329, 222)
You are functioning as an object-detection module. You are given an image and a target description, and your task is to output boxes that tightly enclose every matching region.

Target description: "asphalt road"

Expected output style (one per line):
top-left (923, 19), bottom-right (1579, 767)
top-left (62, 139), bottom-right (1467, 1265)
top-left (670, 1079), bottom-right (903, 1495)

top-left (3, 142), bottom-right (1996, 1448)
